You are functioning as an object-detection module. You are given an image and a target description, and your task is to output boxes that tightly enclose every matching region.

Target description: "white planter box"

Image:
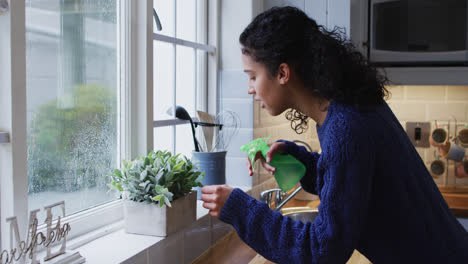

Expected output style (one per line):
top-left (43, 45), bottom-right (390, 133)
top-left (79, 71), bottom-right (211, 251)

top-left (123, 191), bottom-right (197, 237)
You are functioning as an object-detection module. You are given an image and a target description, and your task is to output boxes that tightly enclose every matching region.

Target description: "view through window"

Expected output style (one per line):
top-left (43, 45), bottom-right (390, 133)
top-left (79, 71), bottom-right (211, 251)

top-left (26, 0), bottom-right (120, 222)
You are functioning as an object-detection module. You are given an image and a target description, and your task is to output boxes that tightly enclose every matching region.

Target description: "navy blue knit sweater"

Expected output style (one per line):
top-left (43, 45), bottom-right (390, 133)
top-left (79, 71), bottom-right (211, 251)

top-left (219, 101), bottom-right (468, 263)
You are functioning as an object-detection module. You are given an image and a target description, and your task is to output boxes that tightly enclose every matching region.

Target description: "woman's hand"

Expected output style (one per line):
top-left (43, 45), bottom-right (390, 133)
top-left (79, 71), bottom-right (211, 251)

top-left (201, 185), bottom-right (234, 218)
top-left (246, 141), bottom-right (286, 176)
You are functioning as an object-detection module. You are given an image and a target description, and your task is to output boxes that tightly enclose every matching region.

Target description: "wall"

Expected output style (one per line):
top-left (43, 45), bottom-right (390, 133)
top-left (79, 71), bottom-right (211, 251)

top-left (251, 103), bottom-right (321, 199)
top-left (218, 0), bottom-right (349, 189)
top-left (251, 85), bottom-right (468, 196)
top-left (250, 0), bottom-right (468, 197)
top-left (386, 85), bottom-right (468, 186)
top-left (264, 0), bottom-right (350, 36)
top-left (218, 0), bottom-right (263, 188)
top-left (248, 0), bottom-right (352, 199)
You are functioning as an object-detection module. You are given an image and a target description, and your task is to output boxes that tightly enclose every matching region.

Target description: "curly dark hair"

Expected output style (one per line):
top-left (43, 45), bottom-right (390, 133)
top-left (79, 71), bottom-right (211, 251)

top-left (239, 6), bottom-right (389, 134)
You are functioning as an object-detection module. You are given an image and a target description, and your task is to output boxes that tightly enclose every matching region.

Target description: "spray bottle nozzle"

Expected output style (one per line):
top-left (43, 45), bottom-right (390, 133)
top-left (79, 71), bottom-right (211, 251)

top-left (240, 136), bottom-right (271, 173)
top-left (241, 136), bottom-right (306, 192)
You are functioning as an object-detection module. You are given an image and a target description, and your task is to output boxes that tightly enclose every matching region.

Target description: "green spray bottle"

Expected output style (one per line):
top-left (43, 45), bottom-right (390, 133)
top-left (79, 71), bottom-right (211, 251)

top-left (240, 137), bottom-right (306, 192)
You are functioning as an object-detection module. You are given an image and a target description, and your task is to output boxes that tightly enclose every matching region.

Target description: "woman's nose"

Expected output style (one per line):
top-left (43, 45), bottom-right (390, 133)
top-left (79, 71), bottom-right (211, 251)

top-left (247, 86), bottom-right (255, 95)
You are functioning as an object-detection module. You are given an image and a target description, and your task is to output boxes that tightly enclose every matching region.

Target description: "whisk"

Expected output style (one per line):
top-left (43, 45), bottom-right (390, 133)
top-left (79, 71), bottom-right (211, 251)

top-left (211, 110), bottom-right (240, 152)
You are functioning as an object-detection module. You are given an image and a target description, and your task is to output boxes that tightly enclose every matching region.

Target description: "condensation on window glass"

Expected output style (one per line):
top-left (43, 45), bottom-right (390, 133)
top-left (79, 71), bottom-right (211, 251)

top-left (154, 0), bottom-right (175, 36)
top-left (176, 45), bottom-right (195, 117)
top-left (154, 126), bottom-right (174, 153)
top-left (154, 41), bottom-right (175, 120)
top-left (26, 0), bottom-right (119, 223)
top-left (176, 0), bottom-right (196, 41)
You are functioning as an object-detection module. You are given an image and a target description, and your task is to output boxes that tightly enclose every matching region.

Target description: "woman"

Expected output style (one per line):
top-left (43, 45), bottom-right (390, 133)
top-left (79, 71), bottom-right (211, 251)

top-left (200, 6), bottom-right (468, 263)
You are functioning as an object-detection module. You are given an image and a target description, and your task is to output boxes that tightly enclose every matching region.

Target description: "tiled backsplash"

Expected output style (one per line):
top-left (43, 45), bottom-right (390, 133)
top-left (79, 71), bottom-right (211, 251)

top-left (251, 85), bottom-right (468, 193)
top-left (219, 70), bottom-right (253, 188)
top-left (387, 85), bottom-right (468, 187)
top-left (252, 98), bottom-right (321, 196)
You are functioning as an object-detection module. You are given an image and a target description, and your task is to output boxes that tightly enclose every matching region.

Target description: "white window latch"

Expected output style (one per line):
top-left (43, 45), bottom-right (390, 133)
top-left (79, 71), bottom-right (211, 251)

top-left (0, 131), bottom-right (10, 143)
top-left (0, 0), bottom-right (9, 15)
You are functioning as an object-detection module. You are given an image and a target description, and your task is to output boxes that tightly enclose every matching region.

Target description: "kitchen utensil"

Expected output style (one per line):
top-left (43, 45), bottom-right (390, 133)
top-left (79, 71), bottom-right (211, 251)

top-left (192, 151), bottom-right (227, 199)
top-left (458, 128), bottom-right (468, 147)
top-left (196, 111), bottom-right (215, 152)
top-left (429, 159), bottom-right (445, 179)
top-left (240, 137), bottom-right (305, 192)
top-left (455, 160), bottom-right (468, 179)
top-left (430, 128), bottom-right (448, 147)
top-left (174, 106), bottom-right (201, 152)
top-left (438, 141), bottom-right (466, 162)
top-left (212, 110), bottom-right (240, 151)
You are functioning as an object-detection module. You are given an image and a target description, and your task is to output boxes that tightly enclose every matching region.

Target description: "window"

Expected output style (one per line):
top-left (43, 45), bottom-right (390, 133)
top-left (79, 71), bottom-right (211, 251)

top-left (0, 0), bottom-right (218, 246)
top-left (152, 0), bottom-right (217, 157)
top-left (26, 0), bottom-right (120, 224)
top-left (1, 0), bottom-right (128, 244)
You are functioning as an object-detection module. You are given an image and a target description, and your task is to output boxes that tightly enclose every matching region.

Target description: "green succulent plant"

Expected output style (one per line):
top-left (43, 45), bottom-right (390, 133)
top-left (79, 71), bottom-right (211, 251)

top-left (108, 150), bottom-right (204, 207)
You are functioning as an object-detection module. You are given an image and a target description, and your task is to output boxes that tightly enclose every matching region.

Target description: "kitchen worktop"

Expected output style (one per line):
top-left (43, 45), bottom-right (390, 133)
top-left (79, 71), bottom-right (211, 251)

top-left (438, 186), bottom-right (468, 216)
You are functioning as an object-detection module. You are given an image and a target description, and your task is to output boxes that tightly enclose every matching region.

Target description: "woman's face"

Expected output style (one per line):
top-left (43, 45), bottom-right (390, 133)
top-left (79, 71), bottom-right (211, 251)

top-left (241, 54), bottom-right (289, 116)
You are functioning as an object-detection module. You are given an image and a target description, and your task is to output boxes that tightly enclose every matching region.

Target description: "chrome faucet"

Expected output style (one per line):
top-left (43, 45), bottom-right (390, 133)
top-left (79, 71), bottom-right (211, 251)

top-left (260, 186), bottom-right (303, 211)
top-left (259, 140), bottom-right (312, 211)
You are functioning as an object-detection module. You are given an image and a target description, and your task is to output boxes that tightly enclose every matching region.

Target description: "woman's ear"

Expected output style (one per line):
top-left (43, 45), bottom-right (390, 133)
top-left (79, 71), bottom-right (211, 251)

top-left (277, 63), bottom-right (290, 85)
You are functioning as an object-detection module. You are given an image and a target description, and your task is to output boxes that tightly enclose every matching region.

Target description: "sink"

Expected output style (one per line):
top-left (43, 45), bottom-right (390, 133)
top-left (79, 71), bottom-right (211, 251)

top-left (281, 207), bottom-right (319, 223)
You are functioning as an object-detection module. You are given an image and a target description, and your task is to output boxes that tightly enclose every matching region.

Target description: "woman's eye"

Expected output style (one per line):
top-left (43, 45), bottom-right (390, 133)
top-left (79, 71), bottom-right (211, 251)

top-left (250, 77), bottom-right (256, 81)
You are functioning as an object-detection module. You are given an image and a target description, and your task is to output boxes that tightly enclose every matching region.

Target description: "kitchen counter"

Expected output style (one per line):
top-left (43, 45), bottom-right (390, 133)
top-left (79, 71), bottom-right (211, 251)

top-left (438, 185), bottom-right (468, 216)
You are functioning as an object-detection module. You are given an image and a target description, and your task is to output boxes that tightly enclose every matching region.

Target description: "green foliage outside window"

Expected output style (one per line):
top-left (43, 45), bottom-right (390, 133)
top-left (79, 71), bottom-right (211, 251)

top-left (27, 84), bottom-right (117, 193)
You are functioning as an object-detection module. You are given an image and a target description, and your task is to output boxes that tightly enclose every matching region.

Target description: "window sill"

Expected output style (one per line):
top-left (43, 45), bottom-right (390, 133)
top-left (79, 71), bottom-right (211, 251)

top-left (68, 186), bottom-right (250, 264)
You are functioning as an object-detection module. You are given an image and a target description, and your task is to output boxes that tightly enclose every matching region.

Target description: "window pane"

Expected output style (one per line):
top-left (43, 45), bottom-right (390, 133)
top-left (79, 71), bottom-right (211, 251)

top-left (26, 0), bottom-right (119, 222)
top-left (175, 124), bottom-right (196, 157)
top-left (176, 0), bottom-right (196, 41)
top-left (154, 41), bottom-right (175, 120)
top-left (154, 126), bottom-right (174, 153)
top-left (176, 45), bottom-right (195, 117)
top-left (154, 0), bottom-right (175, 36)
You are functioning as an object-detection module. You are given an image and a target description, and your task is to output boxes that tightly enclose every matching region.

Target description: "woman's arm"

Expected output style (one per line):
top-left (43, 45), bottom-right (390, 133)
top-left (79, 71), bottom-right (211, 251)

top-left (219, 150), bottom-right (374, 264)
top-left (276, 139), bottom-right (320, 194)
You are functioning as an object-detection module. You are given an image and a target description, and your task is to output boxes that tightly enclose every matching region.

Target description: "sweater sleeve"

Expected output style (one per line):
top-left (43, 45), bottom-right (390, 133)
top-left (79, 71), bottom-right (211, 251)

top-left (276, 139), bottom-right (320, 194)
top-left (219, 149), bottom-right (374, 264)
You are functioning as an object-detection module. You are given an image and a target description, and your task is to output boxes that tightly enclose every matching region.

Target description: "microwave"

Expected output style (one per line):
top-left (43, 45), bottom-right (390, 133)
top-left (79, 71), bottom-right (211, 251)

top-left (369, 0), bottom-right (468, 66)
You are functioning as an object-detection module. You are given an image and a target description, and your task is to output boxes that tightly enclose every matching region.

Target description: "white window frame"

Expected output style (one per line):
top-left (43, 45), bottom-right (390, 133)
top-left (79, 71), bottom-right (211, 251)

top-left (0, 0), bottom-right (219, 248)
top-left (0, 0), bottom-right (28, 249)
top-left (0, 0), bottom-right (145, 247)
top-left (152, 0), bottom-right (219, 154)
